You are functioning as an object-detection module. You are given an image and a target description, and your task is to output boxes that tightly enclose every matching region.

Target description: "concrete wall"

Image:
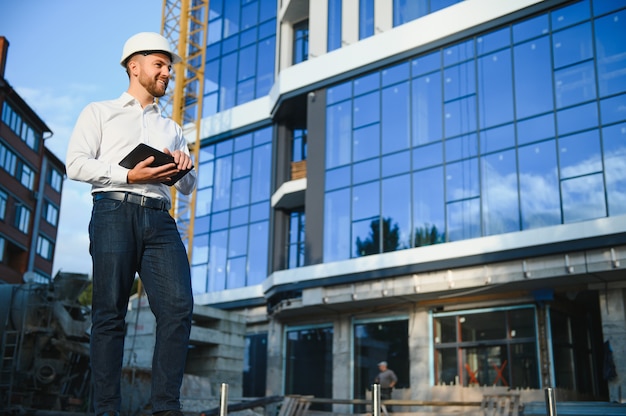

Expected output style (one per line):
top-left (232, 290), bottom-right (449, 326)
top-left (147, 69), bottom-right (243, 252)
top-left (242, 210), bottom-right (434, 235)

top-left (599, 285), bottom-right (626, 403)
top-left (124, 295), bottom-right (246, 398)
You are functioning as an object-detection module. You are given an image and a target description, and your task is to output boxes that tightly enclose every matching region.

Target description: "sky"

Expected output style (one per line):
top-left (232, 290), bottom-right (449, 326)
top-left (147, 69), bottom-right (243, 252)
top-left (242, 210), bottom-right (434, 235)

top-left (1, 0), bottom-right (164, 276)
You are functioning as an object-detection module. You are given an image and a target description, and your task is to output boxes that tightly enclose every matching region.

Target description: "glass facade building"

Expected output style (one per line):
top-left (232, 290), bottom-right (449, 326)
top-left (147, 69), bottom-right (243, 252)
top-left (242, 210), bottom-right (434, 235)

top-left (188, 0), bottom-right (626, 407)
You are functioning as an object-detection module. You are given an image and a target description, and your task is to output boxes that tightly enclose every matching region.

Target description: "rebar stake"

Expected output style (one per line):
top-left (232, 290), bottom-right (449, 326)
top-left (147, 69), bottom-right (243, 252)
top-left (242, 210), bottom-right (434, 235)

top-left (219, 383), bottom-right (229, 416)
top-left (373, 383), bottom-right (381, 416)
top-left (544, 387), bottom-right (557, 416)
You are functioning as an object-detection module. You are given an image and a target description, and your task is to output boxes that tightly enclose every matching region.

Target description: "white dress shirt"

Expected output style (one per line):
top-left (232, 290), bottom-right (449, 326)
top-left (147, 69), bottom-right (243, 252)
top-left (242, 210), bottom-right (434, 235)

top-left (66, 92), bottom-right (197, 202)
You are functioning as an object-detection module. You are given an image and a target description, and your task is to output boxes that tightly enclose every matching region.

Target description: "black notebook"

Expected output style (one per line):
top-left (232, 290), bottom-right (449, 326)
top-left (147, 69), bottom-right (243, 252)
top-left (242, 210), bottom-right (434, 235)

top-left (119, 143), bottom-right (193, 186)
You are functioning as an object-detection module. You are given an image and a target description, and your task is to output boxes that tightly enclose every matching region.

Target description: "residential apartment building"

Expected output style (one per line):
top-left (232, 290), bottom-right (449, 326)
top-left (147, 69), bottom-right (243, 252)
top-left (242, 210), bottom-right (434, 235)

top-left (177, 0), bottom-right (626, 408)
top-left (0, 37), bottom-right (64, 284)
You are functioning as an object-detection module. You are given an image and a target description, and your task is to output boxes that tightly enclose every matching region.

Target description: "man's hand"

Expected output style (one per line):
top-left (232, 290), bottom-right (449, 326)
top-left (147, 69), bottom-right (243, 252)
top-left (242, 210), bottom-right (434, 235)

top-left (126, 148), bottom-right (192, 184)
top-left (163, 148), bottom-right (193, 171)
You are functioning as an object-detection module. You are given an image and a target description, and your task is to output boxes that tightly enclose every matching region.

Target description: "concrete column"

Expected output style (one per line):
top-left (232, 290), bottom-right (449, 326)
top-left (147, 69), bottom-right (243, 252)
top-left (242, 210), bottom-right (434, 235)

top-left (375, 0), bottom-right (393, 34)
top-left (278, 16), bottom-right (294, 72)
top-left (308, 0), bottom-right (328, 58)
top-left (342, 0), bottom-right (359, 46)
top-left (599, 287), bottom-right (626, 403)
top-left (332, 316), bottom-right (352, 413)
top-left (409, 307), bottom-right (431, 400)
top-left (266, 317), bottom-right (284, 396)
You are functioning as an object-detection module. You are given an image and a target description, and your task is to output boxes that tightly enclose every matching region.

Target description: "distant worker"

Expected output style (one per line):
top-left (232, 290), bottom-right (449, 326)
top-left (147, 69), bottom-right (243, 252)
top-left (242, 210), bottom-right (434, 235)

top-left (66, 32), bottom-right (197, 416)
top-left (374, 361), bottom-right (398, 412)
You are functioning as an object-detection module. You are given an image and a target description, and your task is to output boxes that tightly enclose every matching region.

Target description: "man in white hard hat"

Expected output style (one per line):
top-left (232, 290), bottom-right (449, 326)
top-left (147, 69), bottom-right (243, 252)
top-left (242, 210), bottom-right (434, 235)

top-left (66, 32), bottom-right (196, 416)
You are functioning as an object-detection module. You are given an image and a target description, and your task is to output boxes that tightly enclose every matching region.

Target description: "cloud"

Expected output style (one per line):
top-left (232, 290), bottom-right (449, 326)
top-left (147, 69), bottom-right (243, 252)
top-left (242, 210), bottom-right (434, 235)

top-left (52, 181), bottom-right (93, 276)
top-left (16, 84), bottom-right (104, 161)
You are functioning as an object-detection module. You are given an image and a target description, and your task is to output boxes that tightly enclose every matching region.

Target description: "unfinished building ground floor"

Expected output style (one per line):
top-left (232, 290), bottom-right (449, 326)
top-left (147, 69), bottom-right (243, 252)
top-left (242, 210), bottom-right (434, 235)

top-left (235, 244), bottom-right (626, 413)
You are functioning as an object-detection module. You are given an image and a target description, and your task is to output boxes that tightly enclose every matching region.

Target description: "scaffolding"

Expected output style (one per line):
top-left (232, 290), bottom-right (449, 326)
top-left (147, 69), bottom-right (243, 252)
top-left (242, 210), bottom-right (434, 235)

top-left (161, 0), bottom-right (209, 261)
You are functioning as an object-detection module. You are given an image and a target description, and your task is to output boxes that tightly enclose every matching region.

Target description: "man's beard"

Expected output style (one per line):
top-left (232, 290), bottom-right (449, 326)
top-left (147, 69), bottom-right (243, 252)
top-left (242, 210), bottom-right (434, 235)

top-left (140, 73), bottom-right (168, 97)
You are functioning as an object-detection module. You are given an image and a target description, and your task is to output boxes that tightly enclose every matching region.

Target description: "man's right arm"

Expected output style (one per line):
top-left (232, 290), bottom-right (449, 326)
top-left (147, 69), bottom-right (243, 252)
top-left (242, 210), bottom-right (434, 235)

top-left (66, 104), bottom-right (128, 186)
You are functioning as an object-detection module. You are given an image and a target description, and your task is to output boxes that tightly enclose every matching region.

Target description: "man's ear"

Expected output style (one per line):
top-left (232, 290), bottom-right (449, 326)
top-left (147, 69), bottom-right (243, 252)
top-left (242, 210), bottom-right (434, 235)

top-left (127, 59), bottom-right (140, 76)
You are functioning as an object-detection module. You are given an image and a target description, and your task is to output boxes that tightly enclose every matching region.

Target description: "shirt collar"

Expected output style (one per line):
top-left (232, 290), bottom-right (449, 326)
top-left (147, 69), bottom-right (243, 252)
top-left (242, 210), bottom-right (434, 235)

top-left (118, 92), bottom-right (160, 112)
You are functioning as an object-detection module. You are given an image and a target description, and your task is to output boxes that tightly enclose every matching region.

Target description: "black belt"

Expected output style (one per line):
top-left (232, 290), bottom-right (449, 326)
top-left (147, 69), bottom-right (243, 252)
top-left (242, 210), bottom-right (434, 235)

top-left (94, 191), bottom-right (170, 211)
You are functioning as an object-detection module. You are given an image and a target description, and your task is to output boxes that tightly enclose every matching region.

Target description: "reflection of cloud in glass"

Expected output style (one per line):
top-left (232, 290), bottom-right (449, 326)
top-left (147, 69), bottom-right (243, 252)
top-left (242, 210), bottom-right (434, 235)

top-left (604, 144), bottom-right (626, 216)
top-left (447, 198), bottom-right (480, 241)
top-left (561, 174), bottom-right (606, 223)
top-left (560, 154), bottom-right (603, 179)
top-left (519, 169), bottom-right (561, 228)
top-left (481, 156), bottom-right (520, 235)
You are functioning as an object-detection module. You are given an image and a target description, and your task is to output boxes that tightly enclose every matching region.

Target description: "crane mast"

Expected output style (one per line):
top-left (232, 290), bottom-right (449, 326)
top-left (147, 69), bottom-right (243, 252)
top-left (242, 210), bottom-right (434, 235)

top-left (160, 0), bottom-right (209, 261)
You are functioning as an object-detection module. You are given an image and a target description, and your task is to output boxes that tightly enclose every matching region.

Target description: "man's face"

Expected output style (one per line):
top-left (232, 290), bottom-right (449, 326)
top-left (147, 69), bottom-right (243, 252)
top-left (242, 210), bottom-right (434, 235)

top-left (136, 52), bottom-right (172, 98)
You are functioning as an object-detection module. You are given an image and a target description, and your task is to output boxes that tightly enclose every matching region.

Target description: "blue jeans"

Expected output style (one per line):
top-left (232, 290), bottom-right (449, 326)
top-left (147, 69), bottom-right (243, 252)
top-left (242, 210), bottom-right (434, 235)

top-left (89, 198), bottom-right (193, 414)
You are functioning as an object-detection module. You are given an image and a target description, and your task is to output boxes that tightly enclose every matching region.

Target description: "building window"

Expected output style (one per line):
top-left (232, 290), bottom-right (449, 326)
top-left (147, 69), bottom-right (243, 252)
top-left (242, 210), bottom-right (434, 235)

top-left (0, 237), bottom-right (4, 262)
top-left (285, 326), bottom-right (333, 410)
top-left (353, 318), bottom-right (409, 409)
top-left (1, 102), bottom-right (40, 151)
top-left (15, 205), bottom-right (31, 234)
top-left (550, 307), bottom-right (596, 394)
top-left (47, 168), bottom-right (63, 193)
top-left (323, 1), bottom-right (626, 262)
top-left (243, 333), bottom-right (267, 397)
top-left (287, 210), bottom-right (305, 268)
top-left (19, 163), bottom-right (35, 190)
top-left (292, 129), bottom-right (307, 162)
top-left (359, 0), bottom-right (375, 39)
top-left (393, 0), bottom-right (464, 27)
top-left (203, 0), bottom-right (277, 117)
top-left (327, 0), bottom-right (342, 52)
top-left (33, 271), bottom-right (51, 283)
top-left (0, 142), bottom-right (17, 176)
top-left (191, 126), bottom-right (272, 294)
top-left (43, 200), bottom-right (59, 227)
top-left (0, 190), bottom-right (7, 221)
top-left (36, 235), bottom-right (54, 260)
top-left (433, 306), bottom-right (539, 388)
top-left (293, 20), bottom-right (309, 64)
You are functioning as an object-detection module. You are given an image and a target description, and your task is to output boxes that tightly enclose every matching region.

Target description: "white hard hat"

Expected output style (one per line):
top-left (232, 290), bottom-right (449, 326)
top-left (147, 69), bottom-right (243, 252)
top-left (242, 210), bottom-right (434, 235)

top-left (120, 32), bottom-right (182, 67)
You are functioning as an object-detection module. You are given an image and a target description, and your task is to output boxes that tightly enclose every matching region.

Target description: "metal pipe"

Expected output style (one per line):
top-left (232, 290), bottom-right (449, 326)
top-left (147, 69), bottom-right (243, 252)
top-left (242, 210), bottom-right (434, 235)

top-left (219, 383), bottom-right (229, 416)
top-left (544, 387), bottom-right (557, 416)
top-left (373, 383), bottom-right (381, 416)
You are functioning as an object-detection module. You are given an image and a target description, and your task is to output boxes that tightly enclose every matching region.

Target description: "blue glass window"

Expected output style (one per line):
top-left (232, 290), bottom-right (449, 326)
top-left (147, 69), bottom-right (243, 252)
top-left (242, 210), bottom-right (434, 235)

top-left (412, 72), bottom-right (443, 145)
top-left (382, 174), bottom-right (412, 250)
top-left (204, 0), bottom-right (276, 116)
top-left (326, 101), bottom-right (353, 169)
top-left (602, 122), bottom-right (626, 216)
top-left (594, 9), bottom-right (626, 97)
top-left (328, 0), bottom-right (342, 52)
top-left (413, 167), bottom-right (445, 246)
top-left (324, 189), bottom-right (351, 262)
top-left (321, 0), bottom-right (626, 263)
top-left (561, 174), bottom-right (606, 223)
top-left (192, 127), bottom-right (272, 294)
top-left (382, 82), bottom-right (410, 154)
top-left (353, 124), bottom-right (380, 162)
top-left (293, 20), bottom-right (309, 64)
top-left (359, 0), bottom-right (375, 40)
top-left (552, 22), bottom-right (593, 69)
top-left (477, 49), bottom-right (514, 129)
top-left (514, 37), bottom-right (553, 119)
top-left (288, 211), bottom-right (306, 269)
top-left (393, 0), bottom-right (463, 27)
top-left (481, 149), bottom-right (520, 235)
top-left (518, 141), bottom-right (560, 229)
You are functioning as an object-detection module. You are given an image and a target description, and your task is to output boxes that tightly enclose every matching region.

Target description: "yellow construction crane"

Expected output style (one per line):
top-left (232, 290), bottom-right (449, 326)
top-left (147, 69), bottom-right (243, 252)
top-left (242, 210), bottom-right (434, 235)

top-left (160, 0), bottom-right (209, 262)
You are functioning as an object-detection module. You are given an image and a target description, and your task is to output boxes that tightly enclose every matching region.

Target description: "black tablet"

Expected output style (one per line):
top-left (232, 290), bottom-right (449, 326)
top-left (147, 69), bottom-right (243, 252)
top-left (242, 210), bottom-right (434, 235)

top-left (119, 143), bottom-right (192, 186)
